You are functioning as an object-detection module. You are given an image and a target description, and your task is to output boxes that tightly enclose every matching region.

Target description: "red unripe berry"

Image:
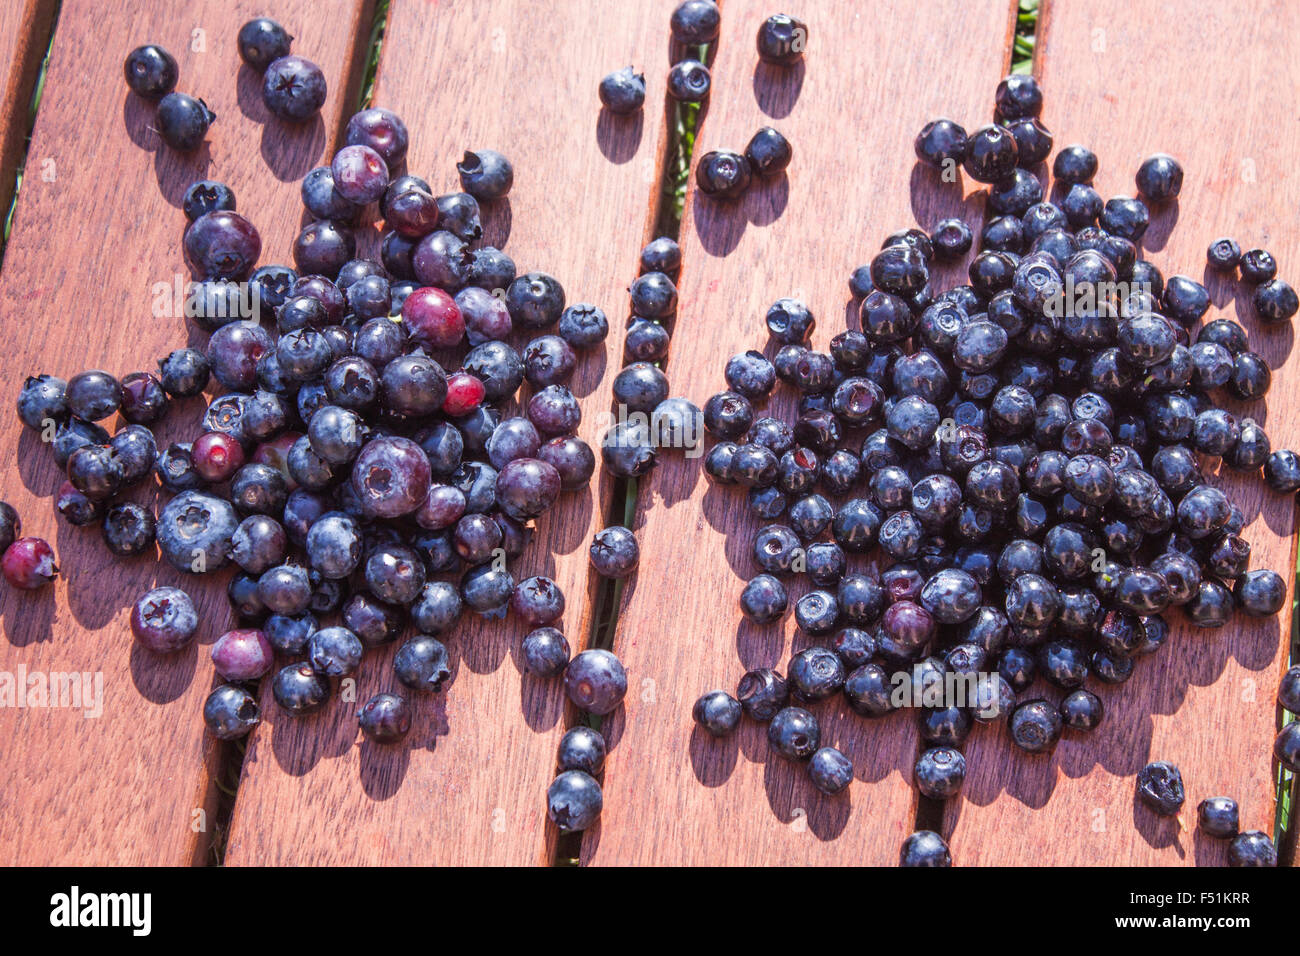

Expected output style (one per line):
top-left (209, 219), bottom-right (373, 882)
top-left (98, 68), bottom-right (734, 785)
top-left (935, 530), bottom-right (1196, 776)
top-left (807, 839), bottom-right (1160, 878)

top-left (443, 371), bottom-right (486, 416)
top-left (192, 431), bottom-right (246, 483)
top-left (402, 287), bottom-right (465, 350)
top-left (2, 536), bottom-right (58, 589)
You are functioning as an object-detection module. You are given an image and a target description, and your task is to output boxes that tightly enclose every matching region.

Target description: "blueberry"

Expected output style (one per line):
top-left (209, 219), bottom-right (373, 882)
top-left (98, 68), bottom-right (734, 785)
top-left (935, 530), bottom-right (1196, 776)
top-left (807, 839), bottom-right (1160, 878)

top-left (456, 149), bottom-right (513, 200)
top-left (745, 126), bottom-right (792, 177)
top-left (130, 586), bottom-right (198, 653)
top-left (102, 502), bottom-right (155, 557)
top-left (1228, 830), bottom-right (1276, 866)
top-left (1197, 797), bottom-right (1239, 838)
top-left (262, 55), bottom-right (327, 121)
top-left (667, 58), bottom-right (710, 102)
top-left (1136, 760), bottom-right (1185, 816)
top-left (695, 150), bottom-right (751, 200)
top-left (1135, 153), bottom-right (1182, 203)
top-left (157, 93), bottom-right (215, 151)
top-left (899, 830), bottom-right (951, 867)
top-left (357, 693), bottom-right (411, 743)
top-left (788, 647), bottom-right (845, 701)
top-left (564, 649), bottom-right (627, 715)
top-left (204, 684), bottom-right (259, 740)
top-left (1274, 722), bottom-right (1300, 772)
top-left (1060, 689), bottom-right (1104, 731)
top-left (599, 66), bottom-right (645, 114)
top-left (557, 726), bottom-right (607, 775)
top-left (756, 13), bottom-right (807, 65)
top-left (156, 491), bottom-right (237, 573)
top-left (306, 625), bottom-right (363, 677)
top-left (589, 526), bottom-right (639, 579)
top-left (963, 125), bottom-right (1018, 183)
top-left (808, 747), bottom-right (853, 795)
top-left (767, 706), bottom-right (819, 760)
top-left (914, 747), bottom-right (967, 799)
top-left (693, 690), bottom-right (742, 737)
top-left (914, 119), bottom-right (968, 168)
top-left (548, 770), bottom-right (603, 831)
top-left (1207, 237), bottom-right (1242, 271)
top-left (671, 0), bottom-right (721, 43)
top-left (272, 663), bottom-right (329, 715)
top-left (1009, 698), bottom-right (1061, 753)
top-left (522, 627), bottom-right (570, 678)
top-left (391, 635), bottom-right (451, 693)
top-left (1239, 248), bottom-right (1277, 284)
top-left (124, 44), bottom-right (178, 98)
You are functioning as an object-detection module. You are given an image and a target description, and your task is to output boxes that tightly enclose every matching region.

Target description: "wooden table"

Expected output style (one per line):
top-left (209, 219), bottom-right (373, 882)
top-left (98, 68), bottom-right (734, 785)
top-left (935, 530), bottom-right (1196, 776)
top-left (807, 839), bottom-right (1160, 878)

top-left (0, 0), bottom-right (1293, 866)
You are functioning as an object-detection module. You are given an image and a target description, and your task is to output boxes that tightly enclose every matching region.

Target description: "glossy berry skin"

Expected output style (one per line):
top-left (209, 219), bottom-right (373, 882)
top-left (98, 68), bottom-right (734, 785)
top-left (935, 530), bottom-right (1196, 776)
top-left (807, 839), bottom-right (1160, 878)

top-left (16, 373), bottom-right (66, 429)
top-left (306, 625), bottom-right (363, 677)
top-left (457, 149), bottom-right (513, 200)
top-left (695, 150), bottom-right (752, 200)
top-left (130, 586), bottom-right (198, 653)
top-left (666, 59), bottom-right (711, 103)
top-left (808, 747), bottom-right (853, 795)
top-left (1239, 248), bottom-right (1277, 284)
top-left (1228, 831), bottom-right (1276, 867)
top-left (331, 144), bottom-right (389, 205)
top-left (55, 481), bottom-right (103, 527)
top-left (522, 627), bottom-right (570, 678)
top-left (736, 668), bottom-right (788, 720)
top-left (693, 690), bottom-right (742, 737)
top-left (1279, 666), bottom-right (1300, 714)
top-left (767, 706), bottom-right (819, 760)
top-left (599, 67), bottom-right (645, 114)
top-left (203, 685), bottom-right (259, 740)
top-left (963, 124), bottom-right (1019, 183)
top-left (237, 18), bottom-right (293, 71)
top-left (564, 649), bottom-right (628, 715)
top-left (739, 573), bottom-right (788, 624)
top-left (103, 503), bottom-right (156, 557)
top-left (1234, 569), bottom-right (1285, 617)
top-left (271, 663), bottom-right (329, 715)
top-left (756, 13), bottom-right (807, 64)
top-left (670, 0), bottom-right (721, 43)
top-left (354, 693), bottom-right (410, 743)
top-left (124, 44), bottom-right (178, 98)
top-left (1206, 237), bottom-right (1241, 271)
top-left (745, 126), bottom-right (792, 176)
top-left (1053, 144), bottom-right (1097, 184)
top-left (914, 747), bottom-right (967, 799)
top-left (1254, 278), bottom-right (1299, 324)
top-left (556, 726), bottom-right (607, 776)
top-left (156, 93), bottom-right (215, 151)
top-left (1009, 698), bottom-right (1061, 754)
top-left (64, 370), bottom-right (123, 422)
top-left (345, 108), bottom-right (409, 166)
top-left (185, 210), bottom-right (261, 282)
top-left (262, 55), bottom-right (327, 121)
top-left (2, 537), bottom-right (57, 589)
top-left (1197, 796), bottom-right (1239, 838)
top-left (211, 628), bottom-right (274, 682)
top-left (899, 830), bottom-right (951, 867)
top-left (350, 437), bottom-right (431, 519)
top-left (995, 73), bottom-right (1043, 119)
top-left (787, 646), bottom-right (845, 701)
top-left (1274, 721), bottom-right (1300, 772)
top-left (548, 770), bottom-right (603, 832)
top-left (1136, 760), bottom-right (1185, 816)
top-left (914, 119), bottom-right (968, 168)
top-left (589, 526), bottom-right (639, 578)
top-left (1060, 689), bottom-right (1104, 731)
top-left (1135, 153), bottom-right (1183, 202)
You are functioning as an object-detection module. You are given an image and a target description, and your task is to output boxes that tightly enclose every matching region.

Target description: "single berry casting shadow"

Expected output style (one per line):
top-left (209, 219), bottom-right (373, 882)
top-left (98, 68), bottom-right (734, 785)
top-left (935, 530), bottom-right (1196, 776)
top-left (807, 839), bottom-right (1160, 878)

top-left (752, 61), bottom-right (804, 119)
top-left (595, 109), bottom-right (643, 165)
top-left (690, 724), bottom-right (738, 787)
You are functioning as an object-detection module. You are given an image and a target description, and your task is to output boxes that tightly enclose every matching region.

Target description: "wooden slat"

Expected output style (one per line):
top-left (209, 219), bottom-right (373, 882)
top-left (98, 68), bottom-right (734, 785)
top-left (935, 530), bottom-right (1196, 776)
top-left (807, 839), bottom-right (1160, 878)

top-left (0, 0), bottom-right (373, 865)
top-left (223, 0), bottom-right (671, 866)
top-left (583, 0), bottom-right (1017, 865)
top-left (0, 0), bottom-right (57, 220)
top-left (944, 0), bottom-right (1300, 866)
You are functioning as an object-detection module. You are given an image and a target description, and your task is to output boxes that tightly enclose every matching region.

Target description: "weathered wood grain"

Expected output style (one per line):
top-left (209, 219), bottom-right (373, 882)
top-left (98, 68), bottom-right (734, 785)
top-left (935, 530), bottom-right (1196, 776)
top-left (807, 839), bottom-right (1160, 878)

top-left (0, 0), bottom-right (373, 865)
top-left (582, 0), bottom-right (1017, 865)
top-left (223, 0), bottom-right (671, 866)
top-left (0, 0), bottom-right (57, 220)
top-left (943, 0), bottom-right (1300, 866)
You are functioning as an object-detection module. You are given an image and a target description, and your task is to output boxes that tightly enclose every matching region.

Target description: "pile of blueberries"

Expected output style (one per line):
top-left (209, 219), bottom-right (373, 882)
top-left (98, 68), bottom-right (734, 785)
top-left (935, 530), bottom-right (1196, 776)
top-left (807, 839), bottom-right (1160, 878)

top-left (3, 16), bottom-right (669, 837)
top-left (691, 72), bottom-right (1296, 867)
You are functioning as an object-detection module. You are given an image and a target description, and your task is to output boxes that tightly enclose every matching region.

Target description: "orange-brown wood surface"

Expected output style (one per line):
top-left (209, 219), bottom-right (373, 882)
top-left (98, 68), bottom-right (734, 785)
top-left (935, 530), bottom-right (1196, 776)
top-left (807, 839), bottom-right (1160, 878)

top-left (0, 0), bottom-right (57, 217)
top-left (942, 0), bottom-right (1300, 866)
top-left (223, 0), bottom-right (671, 866)
top-left (0, 0), bottom-right (374, 865)
top-left (582, 0), bottom-right (1017, 865)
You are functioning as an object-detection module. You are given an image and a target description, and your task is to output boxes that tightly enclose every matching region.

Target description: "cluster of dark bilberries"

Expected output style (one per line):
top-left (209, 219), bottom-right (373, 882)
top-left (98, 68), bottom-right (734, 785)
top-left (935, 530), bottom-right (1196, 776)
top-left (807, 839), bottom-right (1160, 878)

top-left (18, 35), bottom-right (640, 831)
top-left (691, 73), bottom-right (1293, 867)
top-left (124, 18), bottom-right (327, 152)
